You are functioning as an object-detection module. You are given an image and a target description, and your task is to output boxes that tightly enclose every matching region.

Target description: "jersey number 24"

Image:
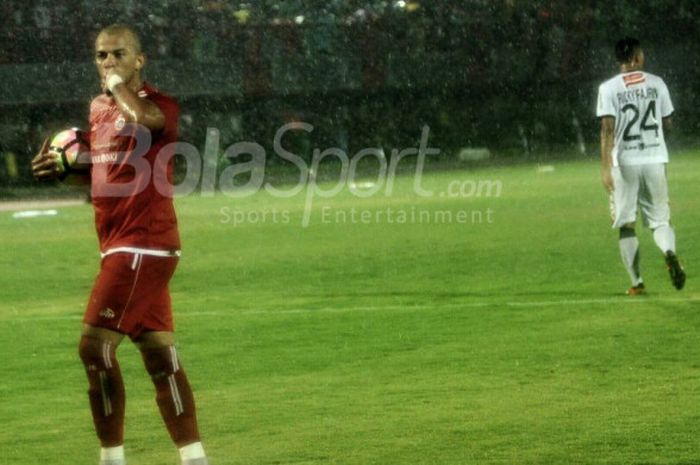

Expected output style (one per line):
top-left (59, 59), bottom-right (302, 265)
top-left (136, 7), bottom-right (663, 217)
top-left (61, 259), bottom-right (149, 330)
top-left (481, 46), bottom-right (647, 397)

top-left (622, 100), bottom-right (659, 141)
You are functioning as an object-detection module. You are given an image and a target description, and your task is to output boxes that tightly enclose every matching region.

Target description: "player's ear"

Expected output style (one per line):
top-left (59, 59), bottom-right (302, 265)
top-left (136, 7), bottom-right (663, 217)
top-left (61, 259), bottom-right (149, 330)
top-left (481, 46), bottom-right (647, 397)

top-left (135, 53), bottom-right (146, 71)
top-left (632, 49), bottom-right (643, 66)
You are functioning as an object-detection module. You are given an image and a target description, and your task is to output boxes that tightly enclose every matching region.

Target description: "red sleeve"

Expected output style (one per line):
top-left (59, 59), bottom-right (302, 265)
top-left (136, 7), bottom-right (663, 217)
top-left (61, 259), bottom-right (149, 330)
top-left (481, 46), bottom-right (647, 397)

top-left (151, 94), bottom-right (180, 143)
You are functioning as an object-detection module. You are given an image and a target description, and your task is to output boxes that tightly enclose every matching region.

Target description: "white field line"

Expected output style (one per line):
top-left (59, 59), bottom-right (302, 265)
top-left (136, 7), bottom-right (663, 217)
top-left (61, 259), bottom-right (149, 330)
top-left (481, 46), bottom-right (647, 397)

top-left (3, 296), bottom-right (698, 322)
top-left (0, 199), bottom-right (85, 212)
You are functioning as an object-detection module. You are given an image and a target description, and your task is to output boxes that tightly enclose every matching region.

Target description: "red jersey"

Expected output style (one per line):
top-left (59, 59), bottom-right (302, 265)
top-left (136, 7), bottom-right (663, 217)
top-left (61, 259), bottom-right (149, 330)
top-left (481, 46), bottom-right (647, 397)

top-left (89, 83), bottom-right (181, 253)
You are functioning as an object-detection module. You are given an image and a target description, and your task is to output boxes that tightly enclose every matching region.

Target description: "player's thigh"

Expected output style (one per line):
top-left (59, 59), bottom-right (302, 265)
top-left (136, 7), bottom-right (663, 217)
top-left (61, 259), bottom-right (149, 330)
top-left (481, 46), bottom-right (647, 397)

top-left (638, 163), bottom-right (670, 228)
top-left (134, 330), bottom-right (175, 349)
top-left (81, 324), bottom-right (126, 345)
top-left (610, 165), bottom-right (640, 228)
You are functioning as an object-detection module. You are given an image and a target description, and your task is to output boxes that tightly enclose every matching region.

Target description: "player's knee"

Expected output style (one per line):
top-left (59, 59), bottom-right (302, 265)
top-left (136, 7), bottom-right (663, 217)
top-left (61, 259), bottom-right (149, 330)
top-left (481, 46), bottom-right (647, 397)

top-left (78, 335), bottom-right (116, 370)
top-left (141, 345), bottom-right (180, 380)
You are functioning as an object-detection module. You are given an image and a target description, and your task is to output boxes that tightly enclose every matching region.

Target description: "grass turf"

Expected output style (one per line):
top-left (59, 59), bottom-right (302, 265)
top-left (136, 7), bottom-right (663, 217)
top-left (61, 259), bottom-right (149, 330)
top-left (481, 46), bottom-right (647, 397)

top-left (0, 152), bottom-right (699, 465)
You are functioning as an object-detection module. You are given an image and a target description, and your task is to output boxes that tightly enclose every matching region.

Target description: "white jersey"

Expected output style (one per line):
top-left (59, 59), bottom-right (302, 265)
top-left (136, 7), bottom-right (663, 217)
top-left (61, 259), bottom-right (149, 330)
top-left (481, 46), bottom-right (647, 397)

top-left (596, 71), bottom-right (674, 166)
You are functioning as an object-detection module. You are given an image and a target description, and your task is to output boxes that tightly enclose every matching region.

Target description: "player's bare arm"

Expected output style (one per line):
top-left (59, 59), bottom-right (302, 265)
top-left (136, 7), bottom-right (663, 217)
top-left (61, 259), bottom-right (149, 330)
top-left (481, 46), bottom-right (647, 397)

top-left (599, 116), bottom-right (615, 192)
top-left (108, 75), bottom-right (165, 130)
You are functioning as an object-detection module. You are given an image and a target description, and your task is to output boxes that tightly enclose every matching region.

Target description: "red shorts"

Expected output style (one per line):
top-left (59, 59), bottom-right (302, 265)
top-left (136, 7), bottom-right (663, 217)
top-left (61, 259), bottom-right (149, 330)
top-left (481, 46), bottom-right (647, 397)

top-left (84, 252), bottom-right (179, 339)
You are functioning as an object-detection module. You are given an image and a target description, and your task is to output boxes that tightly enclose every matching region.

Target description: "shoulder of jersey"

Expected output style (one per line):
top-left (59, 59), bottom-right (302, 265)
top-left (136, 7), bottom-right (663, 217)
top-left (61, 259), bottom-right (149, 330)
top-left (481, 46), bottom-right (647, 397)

top-left (142, 85), bottom-right (178, 108)
top-left (138, 84), bottom-right (157, 99)
top-left (90, 93), bottom-right (113, 113)
top-left (600, 75), bottom-right (620, 89)
top-left (626, 71), bottom-right (665, 85)
top-left (602, 72), bottom-right (665, 90)
top-left (643, 72), bottom-right (666, 85)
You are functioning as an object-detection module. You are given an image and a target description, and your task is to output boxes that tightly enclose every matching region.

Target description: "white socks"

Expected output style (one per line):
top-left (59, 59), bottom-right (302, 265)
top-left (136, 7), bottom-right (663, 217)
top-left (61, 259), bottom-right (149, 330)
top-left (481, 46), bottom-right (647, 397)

top-left (619, 231), bottom-right (642, 286)
top-left (99, 442), bottom-right (206, 465)
top-left (100, 445), bottom-right (125, 464)
top-left (620, 225), bottom-right (676, 287)
top-left (180, 442), bottom-right (207, 463)
top-left (653, 224), bottom-right (676, 254)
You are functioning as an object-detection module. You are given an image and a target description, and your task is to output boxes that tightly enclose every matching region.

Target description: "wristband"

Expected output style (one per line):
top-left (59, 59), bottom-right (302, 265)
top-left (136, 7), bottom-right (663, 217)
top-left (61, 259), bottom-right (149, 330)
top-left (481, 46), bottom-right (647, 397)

top-left (106, 74), bottom-right (124, 92)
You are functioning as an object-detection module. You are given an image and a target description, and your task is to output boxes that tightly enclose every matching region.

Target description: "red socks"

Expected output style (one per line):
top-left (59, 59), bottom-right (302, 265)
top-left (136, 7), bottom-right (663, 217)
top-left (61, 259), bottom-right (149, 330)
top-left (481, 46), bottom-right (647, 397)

top-left (78, 336), bottom-right (126, 447)
top-left (80, 337), bottom-right (201, 449)
top-left (141, 345), bottom-right (201, 446)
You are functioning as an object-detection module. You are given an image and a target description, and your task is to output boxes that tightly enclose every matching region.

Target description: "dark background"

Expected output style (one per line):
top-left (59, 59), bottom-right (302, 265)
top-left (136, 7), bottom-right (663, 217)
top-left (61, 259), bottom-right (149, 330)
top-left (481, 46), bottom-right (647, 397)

top-left (1, 0), bottom-right (699, 188)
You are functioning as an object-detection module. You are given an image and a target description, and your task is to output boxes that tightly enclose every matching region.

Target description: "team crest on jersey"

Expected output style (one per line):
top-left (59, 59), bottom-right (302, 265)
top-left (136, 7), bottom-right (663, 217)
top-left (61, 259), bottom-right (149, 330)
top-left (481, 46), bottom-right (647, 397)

top-left (623, 72), bottom-right (645, 87)
top-left (115, 116), bottom-right (126, 130)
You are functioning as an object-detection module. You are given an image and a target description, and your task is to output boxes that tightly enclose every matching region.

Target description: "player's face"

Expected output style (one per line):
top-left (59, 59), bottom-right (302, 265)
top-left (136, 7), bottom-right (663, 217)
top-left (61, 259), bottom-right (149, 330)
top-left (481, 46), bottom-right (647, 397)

top-left (95, 32), bottom-right (144, 93)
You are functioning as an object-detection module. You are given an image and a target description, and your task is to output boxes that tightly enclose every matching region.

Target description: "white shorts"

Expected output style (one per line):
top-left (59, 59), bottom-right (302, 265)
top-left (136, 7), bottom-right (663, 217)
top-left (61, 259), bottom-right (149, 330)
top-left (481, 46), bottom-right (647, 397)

top-left (609, 163), bottom-right (670, 229)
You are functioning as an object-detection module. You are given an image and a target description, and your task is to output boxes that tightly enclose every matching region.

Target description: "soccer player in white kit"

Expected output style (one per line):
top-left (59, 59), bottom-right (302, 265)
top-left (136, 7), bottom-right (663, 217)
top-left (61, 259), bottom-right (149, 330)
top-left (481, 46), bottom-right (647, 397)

top-left (597, 37), bottom-right (685, 295)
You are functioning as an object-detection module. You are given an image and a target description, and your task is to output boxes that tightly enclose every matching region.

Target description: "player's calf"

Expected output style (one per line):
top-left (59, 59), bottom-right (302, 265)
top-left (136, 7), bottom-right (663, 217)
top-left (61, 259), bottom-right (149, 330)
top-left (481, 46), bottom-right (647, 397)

top-left (140, 344), bottom-right (207, 463)
top-left (78, 335), bottom-right (126, 453)
top-left (618, 226), bottom-right (643, 291)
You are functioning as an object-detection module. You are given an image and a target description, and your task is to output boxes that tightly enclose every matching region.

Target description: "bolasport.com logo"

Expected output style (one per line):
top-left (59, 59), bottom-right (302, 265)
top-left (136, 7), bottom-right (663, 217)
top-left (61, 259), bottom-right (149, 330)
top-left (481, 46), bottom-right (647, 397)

top-left (88, 122), bottom-right (502, 227)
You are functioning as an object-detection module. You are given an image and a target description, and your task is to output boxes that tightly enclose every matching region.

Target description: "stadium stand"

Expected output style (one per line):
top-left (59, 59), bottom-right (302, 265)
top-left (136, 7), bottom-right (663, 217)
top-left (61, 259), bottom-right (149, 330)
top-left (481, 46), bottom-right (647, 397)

top-left (1, 1), bottom-right (699, 188)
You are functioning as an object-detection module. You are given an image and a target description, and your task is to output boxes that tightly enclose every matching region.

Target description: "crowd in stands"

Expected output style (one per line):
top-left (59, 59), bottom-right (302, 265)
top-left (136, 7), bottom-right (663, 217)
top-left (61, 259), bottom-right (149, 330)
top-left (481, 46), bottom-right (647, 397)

top-left (0, 1), bottom-right (615, 69)
top-left (2, 0), bottom-right (700, 186)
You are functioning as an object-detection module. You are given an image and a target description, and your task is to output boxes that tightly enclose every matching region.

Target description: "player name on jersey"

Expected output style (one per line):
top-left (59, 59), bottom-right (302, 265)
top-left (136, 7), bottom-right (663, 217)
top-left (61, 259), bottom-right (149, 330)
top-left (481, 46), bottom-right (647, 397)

top-left (617, 87), bottom-right (658, 106)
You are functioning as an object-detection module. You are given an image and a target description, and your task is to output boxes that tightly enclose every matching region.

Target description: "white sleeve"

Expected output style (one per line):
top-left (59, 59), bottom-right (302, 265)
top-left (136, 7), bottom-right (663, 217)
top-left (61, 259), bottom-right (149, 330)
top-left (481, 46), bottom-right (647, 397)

top-left (596, 83), bottom-right (615, 118)
top-left (659, 81), bottom-right (674, 118)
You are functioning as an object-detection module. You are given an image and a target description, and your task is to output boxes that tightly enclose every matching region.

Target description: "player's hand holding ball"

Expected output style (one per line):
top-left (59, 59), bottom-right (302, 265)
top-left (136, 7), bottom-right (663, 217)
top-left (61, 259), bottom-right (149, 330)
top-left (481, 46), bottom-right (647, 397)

top-left (32, 129), bottom-right (90, 182)
top-left (31, 137), bottom-right (62, 181)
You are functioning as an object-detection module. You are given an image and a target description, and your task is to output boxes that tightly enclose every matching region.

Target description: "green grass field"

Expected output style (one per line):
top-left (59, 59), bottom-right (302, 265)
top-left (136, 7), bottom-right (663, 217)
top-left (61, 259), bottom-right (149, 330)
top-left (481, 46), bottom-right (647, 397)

top-left (1, 153), bottom-right (699, 465)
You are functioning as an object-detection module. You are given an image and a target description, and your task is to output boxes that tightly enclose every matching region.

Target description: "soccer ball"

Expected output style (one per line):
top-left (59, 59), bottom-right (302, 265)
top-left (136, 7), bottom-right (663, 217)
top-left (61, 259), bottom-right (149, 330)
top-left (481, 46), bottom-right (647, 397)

top-left (49, 127), bottom-right (90, 172)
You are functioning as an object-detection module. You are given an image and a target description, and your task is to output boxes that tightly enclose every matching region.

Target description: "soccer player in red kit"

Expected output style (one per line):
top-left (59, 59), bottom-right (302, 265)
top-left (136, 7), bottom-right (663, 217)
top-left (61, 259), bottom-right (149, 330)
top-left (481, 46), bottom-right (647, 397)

top-left (32, 24), bottom-right (209, 465)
